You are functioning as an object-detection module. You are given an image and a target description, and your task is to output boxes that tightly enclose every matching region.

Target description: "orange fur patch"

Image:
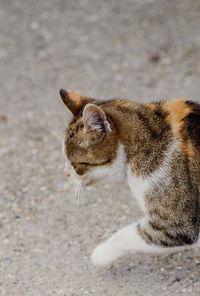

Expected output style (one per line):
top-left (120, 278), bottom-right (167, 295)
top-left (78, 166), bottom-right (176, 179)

top-left (182, 141), bottom-right (195, 157)
top-left (162, 99), bottom-right (195, 156)
top-left (87, 151), bottom-right (95, 159)
top-left (68, 91), bottom-right (87, 107)
top-left (162, 99), bottom-right (191, 136)
top-left (146, 103), bottom-right (157, 111)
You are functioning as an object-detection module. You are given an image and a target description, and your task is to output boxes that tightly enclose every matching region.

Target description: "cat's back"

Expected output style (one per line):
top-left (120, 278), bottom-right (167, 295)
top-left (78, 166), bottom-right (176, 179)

top-left (159, 99), bottom-right (200, 152)
top-left (99, 97), bottom-right (200, 158)
top-left (181, 100), bottom-right (200, 148)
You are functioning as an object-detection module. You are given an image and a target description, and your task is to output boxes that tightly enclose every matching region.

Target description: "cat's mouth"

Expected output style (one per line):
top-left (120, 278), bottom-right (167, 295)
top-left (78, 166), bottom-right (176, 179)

top-left (65, 171), bottom-right (101, 187)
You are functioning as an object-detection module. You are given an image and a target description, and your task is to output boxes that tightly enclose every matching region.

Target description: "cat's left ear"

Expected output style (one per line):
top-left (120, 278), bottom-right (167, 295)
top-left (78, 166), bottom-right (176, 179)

top-left (59, 89), bottom-right (94, 115)
top-left (83, 104), bottom-right (112, 133)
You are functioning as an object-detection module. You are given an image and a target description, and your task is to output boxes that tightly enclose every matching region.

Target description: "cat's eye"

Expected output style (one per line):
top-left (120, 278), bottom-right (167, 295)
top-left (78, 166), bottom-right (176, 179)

top-left (78, 159), bottom-right (111, 166)
top-left (79, 162), bottom-right (90, 166)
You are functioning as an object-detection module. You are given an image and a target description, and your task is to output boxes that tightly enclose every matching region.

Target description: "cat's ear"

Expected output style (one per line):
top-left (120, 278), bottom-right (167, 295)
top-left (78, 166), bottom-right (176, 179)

top-left (83, 104), bottom-right (112, 133)
top-left (59, 89), bottom-right (93, 115)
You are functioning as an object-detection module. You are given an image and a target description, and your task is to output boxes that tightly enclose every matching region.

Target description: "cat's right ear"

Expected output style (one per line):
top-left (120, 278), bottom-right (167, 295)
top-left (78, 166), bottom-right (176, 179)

top-left (83, 103), bottom-right (112, 133)
top-left (59, 89), bottom-right (93, 116)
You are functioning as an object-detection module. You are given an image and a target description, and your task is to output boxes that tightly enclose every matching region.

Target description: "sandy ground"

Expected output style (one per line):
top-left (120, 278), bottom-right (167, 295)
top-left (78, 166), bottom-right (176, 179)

top-left (1, 0), bottom-right (200, 295)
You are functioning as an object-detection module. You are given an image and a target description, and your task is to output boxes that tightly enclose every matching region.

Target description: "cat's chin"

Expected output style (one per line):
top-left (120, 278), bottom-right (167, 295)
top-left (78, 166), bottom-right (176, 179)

top-left (65, 174), bottom-right (103, 191)
top-left (82, 174), bottom-right (105, 186)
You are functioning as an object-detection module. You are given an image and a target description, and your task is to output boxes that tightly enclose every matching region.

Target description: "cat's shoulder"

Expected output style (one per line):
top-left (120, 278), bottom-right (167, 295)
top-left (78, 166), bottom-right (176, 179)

top-left (147, 98), bottom-right (200, 129)
top-left (146, 98), bottom-right (199, 117)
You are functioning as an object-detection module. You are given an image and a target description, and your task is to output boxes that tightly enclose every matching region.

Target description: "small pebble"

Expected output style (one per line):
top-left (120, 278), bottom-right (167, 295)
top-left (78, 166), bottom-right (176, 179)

top-left (149, 53), bottom-right (160, 63)
top-left (3, 257), bottom-right (13, 263)
top-left (0, 114), bottom-right (7, 121)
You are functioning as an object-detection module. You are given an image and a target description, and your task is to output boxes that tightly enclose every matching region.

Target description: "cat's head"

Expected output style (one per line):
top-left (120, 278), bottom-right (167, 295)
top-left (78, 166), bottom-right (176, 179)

top-left (59, 89), bottom-right (121, 186)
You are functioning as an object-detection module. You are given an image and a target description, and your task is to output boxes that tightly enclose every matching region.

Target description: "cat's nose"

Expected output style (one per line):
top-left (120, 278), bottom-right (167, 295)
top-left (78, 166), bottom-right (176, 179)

top-left (64, 161), bottom-right (72, 178)
top-left (64, 169), bottom-right (71, 178)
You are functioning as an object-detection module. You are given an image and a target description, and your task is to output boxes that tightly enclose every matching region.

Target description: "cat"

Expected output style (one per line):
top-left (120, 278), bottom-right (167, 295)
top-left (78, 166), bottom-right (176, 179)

top-left (59, 89), bottom-right (200, 266)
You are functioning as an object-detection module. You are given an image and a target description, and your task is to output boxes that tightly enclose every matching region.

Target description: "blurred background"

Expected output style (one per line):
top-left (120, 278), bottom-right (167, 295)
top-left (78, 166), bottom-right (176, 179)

top-left (1, 0), bottom-right (200, 295)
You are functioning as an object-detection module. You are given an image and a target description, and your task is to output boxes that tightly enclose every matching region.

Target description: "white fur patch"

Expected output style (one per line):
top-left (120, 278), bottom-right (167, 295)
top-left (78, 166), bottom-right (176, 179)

top-left (86, 144), bottom-right (126, 181)
top-left (62, 139), bottom-right (65, 155)
top-left (91, 219), bottom-right (162, 266)
top-left (127, 141), bottom-right (178, 213)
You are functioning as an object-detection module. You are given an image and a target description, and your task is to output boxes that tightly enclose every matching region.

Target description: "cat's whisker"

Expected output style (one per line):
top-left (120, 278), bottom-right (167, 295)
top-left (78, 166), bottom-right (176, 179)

top-left (73, 180), bottom-right (83, 208)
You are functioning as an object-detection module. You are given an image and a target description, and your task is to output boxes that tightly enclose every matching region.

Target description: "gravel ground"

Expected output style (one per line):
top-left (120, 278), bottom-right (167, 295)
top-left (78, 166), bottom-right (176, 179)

top-left (1, 0), bottom-right (200, 295)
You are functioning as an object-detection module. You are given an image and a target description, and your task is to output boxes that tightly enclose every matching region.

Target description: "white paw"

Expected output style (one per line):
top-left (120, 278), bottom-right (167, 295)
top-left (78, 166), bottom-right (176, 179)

top-left (91, 243), bottom-right (115, 266)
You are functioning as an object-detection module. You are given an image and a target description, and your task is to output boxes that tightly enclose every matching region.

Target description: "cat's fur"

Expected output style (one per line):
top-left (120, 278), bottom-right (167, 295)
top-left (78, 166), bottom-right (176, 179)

top-left (60, 89), bottom-right (200, 266)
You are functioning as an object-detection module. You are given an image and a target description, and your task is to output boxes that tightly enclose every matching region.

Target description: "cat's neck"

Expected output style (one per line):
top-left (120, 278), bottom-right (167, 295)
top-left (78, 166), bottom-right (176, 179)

top-left (102, 99), bottom-right (173, 176)
top-left (101, 99), bottom-right (139, 139)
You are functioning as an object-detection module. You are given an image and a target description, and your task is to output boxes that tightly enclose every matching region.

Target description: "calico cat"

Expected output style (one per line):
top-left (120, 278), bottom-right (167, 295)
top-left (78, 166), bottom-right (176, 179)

top-left (59, 89), bottom-right (200, 266)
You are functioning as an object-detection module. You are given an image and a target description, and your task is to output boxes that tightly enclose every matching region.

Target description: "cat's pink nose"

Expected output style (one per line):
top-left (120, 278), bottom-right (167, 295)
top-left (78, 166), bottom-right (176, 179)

top-left (64, 160), bottom-right (72, 178)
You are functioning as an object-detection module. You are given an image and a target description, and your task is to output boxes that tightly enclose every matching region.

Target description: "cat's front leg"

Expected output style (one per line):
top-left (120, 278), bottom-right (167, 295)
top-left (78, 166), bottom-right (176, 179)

top-left (91, 220), bottom-right (155, 266)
